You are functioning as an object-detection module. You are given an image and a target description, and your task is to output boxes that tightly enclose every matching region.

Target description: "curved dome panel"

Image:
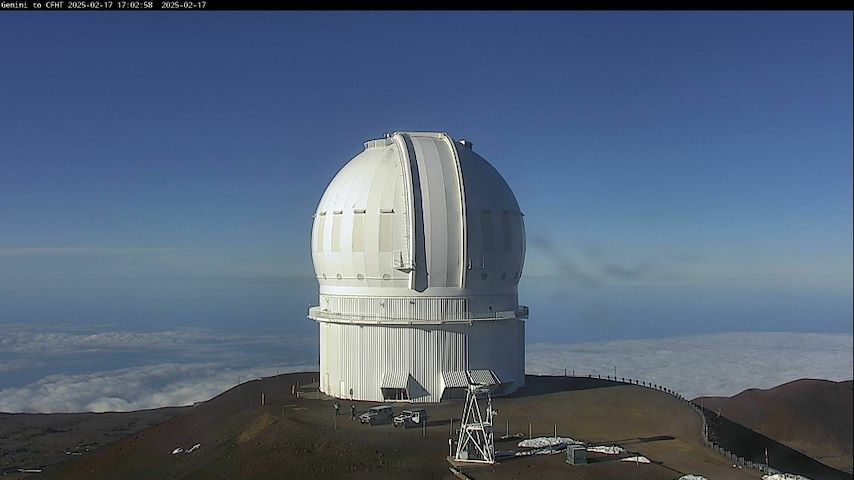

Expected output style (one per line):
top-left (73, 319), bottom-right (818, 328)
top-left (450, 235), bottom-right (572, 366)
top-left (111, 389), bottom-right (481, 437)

top-left (309, 132), bottom-right (526, 323)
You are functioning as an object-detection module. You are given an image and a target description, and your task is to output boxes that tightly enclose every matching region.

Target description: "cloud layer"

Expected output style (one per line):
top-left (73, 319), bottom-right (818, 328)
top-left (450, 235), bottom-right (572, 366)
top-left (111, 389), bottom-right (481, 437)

top-left (527, 332), bottom-right (853, 399)
top-left (0, 325), bottom-right (850, 412)
top-left (0, 324), bottom-right (309, 356)
top-left (0, 324), bottom-right (317, 413)
top-left (0, 362), bottom-right (314, 413)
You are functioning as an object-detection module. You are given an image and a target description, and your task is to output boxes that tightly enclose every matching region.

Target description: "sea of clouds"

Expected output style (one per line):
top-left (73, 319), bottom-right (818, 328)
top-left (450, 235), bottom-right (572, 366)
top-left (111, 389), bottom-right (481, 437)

top-left (0, 324), bottom-right (850, 413)
top-left (0, 362), bottom-right (315, 413)
top-left (0, 323), bottom-right (316, 413)
top-left (527, 332), bottom-right (853, 399)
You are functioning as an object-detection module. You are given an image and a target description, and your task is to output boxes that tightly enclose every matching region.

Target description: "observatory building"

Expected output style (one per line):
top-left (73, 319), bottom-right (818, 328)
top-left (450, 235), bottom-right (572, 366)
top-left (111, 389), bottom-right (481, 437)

top-left (308, 132), bottom-right (527, 403)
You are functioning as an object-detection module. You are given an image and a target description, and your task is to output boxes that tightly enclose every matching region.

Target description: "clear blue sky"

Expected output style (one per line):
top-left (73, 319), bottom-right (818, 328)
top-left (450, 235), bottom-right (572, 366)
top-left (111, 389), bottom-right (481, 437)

top-left (1, 12), bottom-right (851, 298)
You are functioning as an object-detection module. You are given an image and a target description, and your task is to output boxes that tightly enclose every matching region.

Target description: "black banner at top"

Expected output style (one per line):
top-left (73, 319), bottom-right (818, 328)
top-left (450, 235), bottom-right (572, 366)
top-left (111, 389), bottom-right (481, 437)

top-left (0, 2), bottom-right (852, 10)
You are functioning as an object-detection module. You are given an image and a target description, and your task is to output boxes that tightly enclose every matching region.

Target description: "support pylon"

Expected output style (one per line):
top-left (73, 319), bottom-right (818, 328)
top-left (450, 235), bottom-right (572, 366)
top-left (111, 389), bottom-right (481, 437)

top-left (454, 384), bottom-right (496, 464)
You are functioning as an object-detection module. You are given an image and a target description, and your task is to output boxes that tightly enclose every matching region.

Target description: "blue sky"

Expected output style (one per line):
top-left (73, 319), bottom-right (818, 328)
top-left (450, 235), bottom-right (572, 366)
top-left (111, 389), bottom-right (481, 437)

top-left (0, 12), bottom-right (851, 411)
top-left (0, 12), bottom-right (851, 328)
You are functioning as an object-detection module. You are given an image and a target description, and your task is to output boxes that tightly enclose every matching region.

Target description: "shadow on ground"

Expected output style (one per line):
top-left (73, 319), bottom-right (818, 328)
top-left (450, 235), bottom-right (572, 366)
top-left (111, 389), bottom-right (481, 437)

top-left (601, 435), bottom-right (676, 446)
top-left (513, 375), bottom-right (623, 397)
top-left (699, 405), bottom-right (853, 480)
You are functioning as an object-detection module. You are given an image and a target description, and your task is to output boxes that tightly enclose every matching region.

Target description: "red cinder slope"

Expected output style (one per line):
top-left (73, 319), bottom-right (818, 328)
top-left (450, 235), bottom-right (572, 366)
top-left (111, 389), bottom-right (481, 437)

top-left (696, 379), bottom-right (853, 473)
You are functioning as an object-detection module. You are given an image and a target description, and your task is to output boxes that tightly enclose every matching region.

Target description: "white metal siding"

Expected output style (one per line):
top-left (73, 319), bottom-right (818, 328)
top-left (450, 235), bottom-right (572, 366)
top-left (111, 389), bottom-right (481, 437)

top-left (318, 319), bottom-right (524, 403)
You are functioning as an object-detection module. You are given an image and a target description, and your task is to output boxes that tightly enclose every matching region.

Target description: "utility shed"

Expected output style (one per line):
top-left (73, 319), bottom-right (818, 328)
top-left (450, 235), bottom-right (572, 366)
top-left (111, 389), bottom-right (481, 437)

top-left (567, 445), bottom-right (587, 465)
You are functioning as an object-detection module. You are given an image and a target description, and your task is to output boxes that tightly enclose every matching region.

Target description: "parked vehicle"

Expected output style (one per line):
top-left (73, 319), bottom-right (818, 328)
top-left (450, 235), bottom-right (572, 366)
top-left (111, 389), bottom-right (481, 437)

top-left (393, 408), bottom-right (428, 428)
top-left (359, 405), bottom-right (394, 425)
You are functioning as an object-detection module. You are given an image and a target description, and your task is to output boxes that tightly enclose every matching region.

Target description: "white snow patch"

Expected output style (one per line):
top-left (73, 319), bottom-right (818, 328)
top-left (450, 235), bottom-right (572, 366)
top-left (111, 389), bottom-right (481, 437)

top-left (186, 443), bottom-right (201, 453)
top-left (763, 474), bottom-right (812, 480)
top-left (518, 436), bottom-right (583, 448)
top-left (679, 475), bottom-right (709, 480)
top-left (620, 455), bottom-right (651, 463)
top-left (587, 445), bottom-right (626, 454)
top-left (171, 448), bottom-right (183, 455)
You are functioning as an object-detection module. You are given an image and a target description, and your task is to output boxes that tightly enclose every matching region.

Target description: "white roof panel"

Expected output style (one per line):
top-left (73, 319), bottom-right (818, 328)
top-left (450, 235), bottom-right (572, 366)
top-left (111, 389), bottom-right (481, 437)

top-left (381, 371), bottom-right (409, 389)
top-left (468, 369), bottom-right (499, 386)
top-left (443, 370), bottom-right (469, 388)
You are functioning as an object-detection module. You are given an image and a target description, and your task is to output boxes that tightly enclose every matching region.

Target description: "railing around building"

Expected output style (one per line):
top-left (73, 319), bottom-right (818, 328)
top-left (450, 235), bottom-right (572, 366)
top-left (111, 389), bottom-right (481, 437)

top-left (308, 305), bottom-right (529, 325)
top-left (578, 372), bottom-right (780, 476)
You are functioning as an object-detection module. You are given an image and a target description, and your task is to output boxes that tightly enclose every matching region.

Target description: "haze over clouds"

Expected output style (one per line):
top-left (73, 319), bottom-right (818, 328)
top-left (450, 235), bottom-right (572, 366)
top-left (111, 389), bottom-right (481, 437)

top-left (528, 332), bottom-right (853, 399)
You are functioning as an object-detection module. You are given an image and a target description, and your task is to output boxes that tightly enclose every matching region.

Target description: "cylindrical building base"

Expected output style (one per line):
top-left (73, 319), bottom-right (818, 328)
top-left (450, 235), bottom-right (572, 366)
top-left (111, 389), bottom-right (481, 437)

top-left (318, 319), bottom-right (525, 403)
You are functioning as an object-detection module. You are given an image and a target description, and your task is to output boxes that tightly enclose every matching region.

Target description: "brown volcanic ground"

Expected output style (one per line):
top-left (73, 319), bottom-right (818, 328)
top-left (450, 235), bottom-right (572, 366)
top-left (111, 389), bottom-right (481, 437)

top-left (0, 407), bottom-right (184, 479)
top-left (6, 373), bottom-right (770, 480)
top-left (695, 378), bottom-right (853, 474)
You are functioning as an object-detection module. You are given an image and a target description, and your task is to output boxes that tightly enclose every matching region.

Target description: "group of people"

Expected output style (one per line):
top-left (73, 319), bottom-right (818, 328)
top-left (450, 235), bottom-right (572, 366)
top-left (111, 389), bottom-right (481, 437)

top-left (333, 401), bottom-right (357, 419)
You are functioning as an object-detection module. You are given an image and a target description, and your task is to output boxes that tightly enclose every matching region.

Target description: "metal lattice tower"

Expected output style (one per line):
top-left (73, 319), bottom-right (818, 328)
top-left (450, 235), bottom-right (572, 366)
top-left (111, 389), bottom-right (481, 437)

top-left (454, 384), bottom-right (496, 464)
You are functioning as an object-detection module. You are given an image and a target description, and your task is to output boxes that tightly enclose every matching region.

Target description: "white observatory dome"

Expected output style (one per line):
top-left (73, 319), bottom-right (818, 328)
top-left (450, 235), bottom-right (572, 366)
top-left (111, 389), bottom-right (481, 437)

top-left (311, 131), bottom-right (525, 316)
top-left (309, 132), bottom-right (528, 403)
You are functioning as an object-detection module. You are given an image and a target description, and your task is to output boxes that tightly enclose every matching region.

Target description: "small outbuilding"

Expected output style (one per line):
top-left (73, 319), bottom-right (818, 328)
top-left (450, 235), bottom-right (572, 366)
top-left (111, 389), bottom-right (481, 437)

top-left (567, 444), bottom-right (587, 465)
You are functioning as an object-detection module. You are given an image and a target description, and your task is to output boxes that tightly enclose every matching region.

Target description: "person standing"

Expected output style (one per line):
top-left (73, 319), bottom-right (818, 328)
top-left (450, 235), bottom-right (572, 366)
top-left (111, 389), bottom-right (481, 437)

top-left (334, 401), bottom-right (340, 416)
top-left (350, 404), bottom-right (356, 420)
